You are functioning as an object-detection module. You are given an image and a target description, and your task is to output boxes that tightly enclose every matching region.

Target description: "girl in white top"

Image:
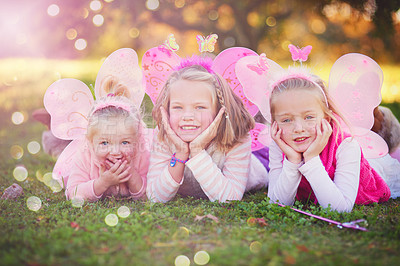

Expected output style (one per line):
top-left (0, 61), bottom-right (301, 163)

top-left (146, 56), bottom-right (268, 202)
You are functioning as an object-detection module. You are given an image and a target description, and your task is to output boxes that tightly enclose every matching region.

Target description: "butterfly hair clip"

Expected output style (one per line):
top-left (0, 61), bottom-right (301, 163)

top-left (288, 44), bottom-right (312, 64)
top-left (196, 34), bottom-right (218, 53)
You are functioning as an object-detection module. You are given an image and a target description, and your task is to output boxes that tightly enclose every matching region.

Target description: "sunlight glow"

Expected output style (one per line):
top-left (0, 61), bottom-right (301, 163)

top-left (90, 1), bottom-right (102, 11)
top-left (47, 4), bottom-right (60, 17)
top-left (174, 255), bottom-right (190, 266)
top-left (10, 145), bottom-right (23, 159)
top-left (11, 112), bottom-right (24, 125)
top-left (193, 251), bottom-right (210, 265)
top-left (27, 196), bottom-right (42, 211)
top-left (146, 0), bottom-right (160, 11)
top-left (93, 14), bottom-right (104, 26)
top-left (13, 165), bottom-right (28, 181)
top-left (105, 214), bottom-right (119, 226)
top-left (27, 141), bottom-right (41, 154)
top-left (75, 39), bottom-right (87, 51)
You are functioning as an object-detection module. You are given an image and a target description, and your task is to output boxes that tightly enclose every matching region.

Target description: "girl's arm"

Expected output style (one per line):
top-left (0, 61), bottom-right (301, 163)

top-left (299, 138), bottom-right (360, 212)
top-left (146, 140), bottom-right (182, 203)
top-left (267, 141), bottom-right (303, 205)
top-left (127, 139), bottom-right (151, 199)
top-left (66, 150), bottom-right (102, 202)
top-left (185, 137), bottom-right (252, 202)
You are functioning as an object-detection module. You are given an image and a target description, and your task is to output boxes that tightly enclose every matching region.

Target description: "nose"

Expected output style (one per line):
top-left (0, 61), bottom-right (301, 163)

top-left (182, 110), bottom-right (194, 121)
top-left (293, 119), bottom-right (305, 132)
top-left (109, 144), bottom-right (121, 155)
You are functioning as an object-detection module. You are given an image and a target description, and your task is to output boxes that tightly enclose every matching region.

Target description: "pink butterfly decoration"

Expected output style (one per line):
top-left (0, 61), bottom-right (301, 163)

top-left (196, 34), bottom-right (218, 53)
top-left (246, 53), bottom-right (270, 75)
top-left (288, 44), bottom-right (312, 62)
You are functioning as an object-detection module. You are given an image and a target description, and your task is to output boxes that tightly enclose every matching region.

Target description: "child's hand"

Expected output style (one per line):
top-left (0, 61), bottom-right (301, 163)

top-left (160, 107), bottom-right (189, 155)
top-left (190, 107), bottom-right (225, 157)
top-left (271, 121), bottom-right (302, 164)
top-left (99, 159), bottom-right (132, 187)
top-left (303, 119), bottom-right (332, 162)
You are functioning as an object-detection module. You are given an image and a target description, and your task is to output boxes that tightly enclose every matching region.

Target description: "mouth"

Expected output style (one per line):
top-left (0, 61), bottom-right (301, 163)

top-left (294, 137), bottom-right (309, 142)
top-left (180, 125), bottom-right (199, 131)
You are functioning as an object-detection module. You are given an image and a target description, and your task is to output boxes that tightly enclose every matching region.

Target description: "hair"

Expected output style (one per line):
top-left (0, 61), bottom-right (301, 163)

top-left (87, 75), bottom-right (144, 142)
top-left (152, 63), bottom-right (255, 152)
top-left (270, 75), bottom-right (347, 139)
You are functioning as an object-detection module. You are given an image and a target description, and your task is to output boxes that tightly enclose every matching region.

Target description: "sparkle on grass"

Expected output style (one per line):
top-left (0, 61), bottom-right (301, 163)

top-left (27, 196), bottom-right (42, 211)
top-left (175, 255), bottom-right (190, 266)
top-left (27, 141), bottom-right (41, 154)
top-left (194, 250), bottom-right (210, 265)
top-left (71, 197), bottom-right (84, 208)
top-left (10, 145), bottom-right (23, 159)
top-left (13, 165), bottom-right (28, 181)
top-left (11, 112), bottom-right (24, 125)
top-left (249, 241), bottom-right (262, 253)
top-left (105, 214), bottom-right (118, 226)
top-left (117, 206), bottom-right (130, 218)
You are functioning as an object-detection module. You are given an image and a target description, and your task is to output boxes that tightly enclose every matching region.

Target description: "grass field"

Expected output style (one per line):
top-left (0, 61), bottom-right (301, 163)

top-left (1, 58), bottom-right (400, 265)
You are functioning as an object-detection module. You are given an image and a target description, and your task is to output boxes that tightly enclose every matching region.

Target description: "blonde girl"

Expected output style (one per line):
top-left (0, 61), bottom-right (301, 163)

top-left (146, 57), bottom-right (268, 202)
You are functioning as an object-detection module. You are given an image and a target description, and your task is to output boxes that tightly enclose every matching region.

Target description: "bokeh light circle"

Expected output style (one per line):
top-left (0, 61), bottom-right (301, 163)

top-left (249, 241), bottom-right (262, 253)
top-left (117, 206), bottom-right (130, 218)
top-left (90, 0), bottom-right (102, 11)
top-left (43, 172), bottom-right (54, 186)
top-left (75, 39), bottom-right (87, 51)
top-left (71, 197), bottom-right (85, 208)
top-left (105, 214), bottom-right (118, 226)
top-left (66, 28), bottom-right (78, 40)
top-left (27, 141), bottom-right (41, 154)
top-left (48, 179), bottom-right (62, 193)
top-left (93, 14), bottom-right (104, 26)
top-left (146, 0), bottom-right (160, 10)
top-left (194, 251), bottom-right (210, 265)
top-left (10, 145), bottom-right (24, 159)
top-left (13, 166), bottom-right (28, 181)
top-left (27, 196), bottom-right (42, 211)
top-left (11, 112), bottom-right (24, 125)
top-left (129, 28), bottom-right (140, 38)
top-left (36, 170), bottom-right (44, 182)
top-left (175, 255), bottom-right (190, 266)
top-left (47, 4), bottom-right (60, 17)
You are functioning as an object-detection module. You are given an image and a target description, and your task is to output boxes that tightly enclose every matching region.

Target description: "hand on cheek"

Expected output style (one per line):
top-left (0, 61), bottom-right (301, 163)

top-left (271, 121), bottom-right (302, 164)
top-left (303, 119), bottom-right (332, 162)
top-left (160, 107), bottom-right (189, 155)
top-left (190, 107), bottom-right (225, 157)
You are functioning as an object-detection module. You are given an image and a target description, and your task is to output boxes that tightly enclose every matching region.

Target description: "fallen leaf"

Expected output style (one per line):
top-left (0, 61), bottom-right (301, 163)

top-left (194, 214), bottom-right (219, 223)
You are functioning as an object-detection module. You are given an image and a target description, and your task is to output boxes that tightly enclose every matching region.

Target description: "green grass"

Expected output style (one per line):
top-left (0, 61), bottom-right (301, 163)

top-left (1, 58), bottom-right (400, 265)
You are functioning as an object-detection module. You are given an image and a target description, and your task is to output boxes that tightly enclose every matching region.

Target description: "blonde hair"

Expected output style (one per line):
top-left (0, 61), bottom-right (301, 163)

top-left (87, 75), bottom-right (144, 142)
top-left (153, 64), bottom-right (255, 152)
top-left (270, 76), bottom-right (348, 137)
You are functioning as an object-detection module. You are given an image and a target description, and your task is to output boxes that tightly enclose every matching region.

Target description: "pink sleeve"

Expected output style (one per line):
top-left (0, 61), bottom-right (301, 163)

top-left (186, 137), bottom-right (251, 202)
top-left (146, 140), bottom-right (181, 202)
top-left (129, 136), bottom-right (151, 199)
top-left (65, 149), bottom-right (102, 202)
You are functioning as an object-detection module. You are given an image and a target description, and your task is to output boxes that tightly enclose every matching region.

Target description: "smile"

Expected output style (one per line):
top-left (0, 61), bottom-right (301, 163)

top-left (181, 126), bottom-right (199, 130)
top-left (294, 137), bottom-right (308, 142)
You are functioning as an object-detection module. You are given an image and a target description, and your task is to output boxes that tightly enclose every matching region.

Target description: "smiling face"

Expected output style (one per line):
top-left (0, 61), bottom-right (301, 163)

top-left (272, 90), bottom-right (326, 153)
top-left (91, 117), bottom-right (136, 166)
top-left (168, 79), bottom-right (217, 143)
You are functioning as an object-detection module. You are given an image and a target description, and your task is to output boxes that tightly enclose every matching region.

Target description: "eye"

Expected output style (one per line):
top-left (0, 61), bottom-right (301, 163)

top-left (171, 105), bottom-right (182, 110)
top-left (305, 115), bottom-right (315, 120)
top-left (100, 141), bottom-right (108, 146)
top-left (281, 118), bottom-right (291, 123)
top-left (122, 140), bottom-right (130, 145)
top-left (196, 106), bottom-right (206, 110)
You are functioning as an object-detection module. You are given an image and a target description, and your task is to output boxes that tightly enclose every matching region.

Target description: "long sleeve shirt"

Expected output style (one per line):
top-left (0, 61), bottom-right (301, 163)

top-left (146, 136), bottom-right (258, 203)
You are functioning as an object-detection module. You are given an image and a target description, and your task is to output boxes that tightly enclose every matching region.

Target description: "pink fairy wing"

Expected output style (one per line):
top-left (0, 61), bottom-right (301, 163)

top-left (212, 47), bottom-right (259, 116)
top-left (250, 123), bottom-right (271, 151)
top-left (52, 137), bottom-right (87, 188)
top-left (329, 53), bottom-right (383, 130)
top-left (329, 53), bottom-right (387, 158)
top-left (44, 78), bottom-right (93, 140)
top-left (353, 128), bottom-right (388, 159)
top-left (142, 46), bottom-right (181, 104)
top-left (236, 55), bottom-right (283, 123)
top-left (95, 48), bottom-right (144, 108)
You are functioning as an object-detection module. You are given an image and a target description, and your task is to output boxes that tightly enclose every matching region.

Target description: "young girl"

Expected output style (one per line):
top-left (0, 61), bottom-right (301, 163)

top-left (146, 56), bottom-right (268, 202)
top-left (65, 76), bottom-right (150, 201)
top-left (266, 69), bottom-right (400, 212)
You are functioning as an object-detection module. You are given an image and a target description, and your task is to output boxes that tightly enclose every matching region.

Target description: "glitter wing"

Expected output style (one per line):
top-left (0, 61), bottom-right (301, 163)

top-left (44, 78), bottom-right (94, 141)
top-left (142, 46), bottom-right (181, 104)
top-left (329, 53), bottom-right (388, 158)
top-left (236, 54), bottom-right (284, 123)
top-left (212, 47), bottom-right (260, 116)
top-left (95, 48), bottom-right (144, 108)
